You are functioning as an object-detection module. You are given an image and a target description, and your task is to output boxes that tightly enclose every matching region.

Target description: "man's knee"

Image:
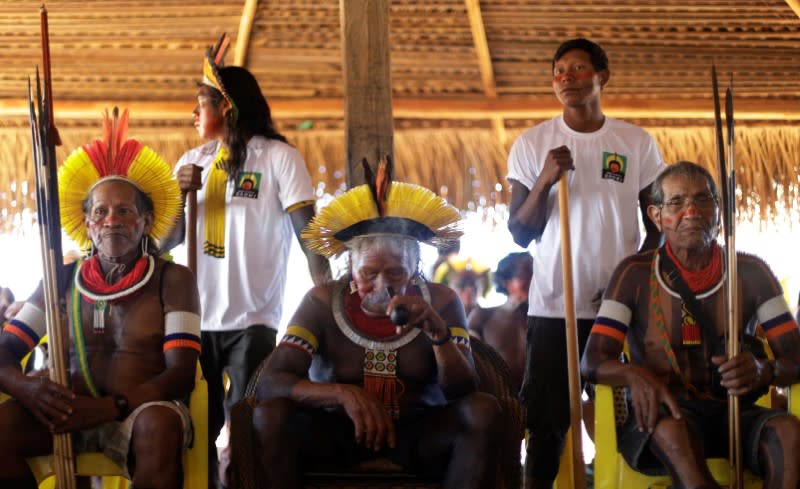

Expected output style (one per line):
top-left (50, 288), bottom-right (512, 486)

top-left (649, 415), bottom-right (697, 459)
top-left (456, 392), bottom-right (502, 435)
top-left (252, 397), bottom-right (295, 447)
top-left (132, 405), bottom-right (184, 458)
top-left (760, 415), bottom-right (800, 465)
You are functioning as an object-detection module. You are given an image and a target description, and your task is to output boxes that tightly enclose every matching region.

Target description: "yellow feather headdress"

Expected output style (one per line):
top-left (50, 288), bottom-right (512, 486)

top-left (58, 108), bottom-right (181, 250)
top-left (301, 157), bottom-right (463, 258)
top-left (202, 33), bottom-right (238, 124)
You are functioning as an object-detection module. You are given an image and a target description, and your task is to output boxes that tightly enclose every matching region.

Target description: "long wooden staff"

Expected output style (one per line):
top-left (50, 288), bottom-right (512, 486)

top-left (29, 5), bottom-right (77, 488)
top-left (558, 173), bottom-right (586, 489)
top-left (712, 65), bottom-right (741, 489)
top-left (186, 190), bottom-right (198, 274)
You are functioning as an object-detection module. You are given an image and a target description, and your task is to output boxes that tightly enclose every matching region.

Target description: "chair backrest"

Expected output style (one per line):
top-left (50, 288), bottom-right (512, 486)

top-left (469, 337), bottom-right (524, 489)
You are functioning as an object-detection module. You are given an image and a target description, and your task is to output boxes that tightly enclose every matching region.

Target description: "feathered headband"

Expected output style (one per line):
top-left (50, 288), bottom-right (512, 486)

top-left (202, 33), bottom-right (239, 124)
top-left (301, 157), bottom-right (463, 258)
top-left (58, 108), bottom-right (182, 250)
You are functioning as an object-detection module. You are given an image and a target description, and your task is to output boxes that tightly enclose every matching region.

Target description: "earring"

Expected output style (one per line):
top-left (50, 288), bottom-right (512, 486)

top-left (349, 280), bottom-right (357, 294)
top-left (141, 236), bottom-right (150, 257)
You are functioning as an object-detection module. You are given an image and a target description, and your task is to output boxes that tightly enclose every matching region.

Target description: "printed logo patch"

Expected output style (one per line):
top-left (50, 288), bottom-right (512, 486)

top-left (601, 152), bottom-right (627, 183)
top-left (233, 171), bottom-right (262, 199)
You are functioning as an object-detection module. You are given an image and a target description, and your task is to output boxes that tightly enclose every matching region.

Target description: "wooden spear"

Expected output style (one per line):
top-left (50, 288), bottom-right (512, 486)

top-left (29, 6), bottom-right (77, 486)
top-left (725, 78), bottom-right (742, 488)
top-left (558, 173), bottom-right (586, 489)
top-left (712, 64), bottom-right (741, 489)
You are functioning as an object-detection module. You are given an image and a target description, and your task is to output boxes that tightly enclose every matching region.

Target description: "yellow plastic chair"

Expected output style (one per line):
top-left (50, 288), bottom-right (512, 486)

top-left (594, 382), bottom-right (800, 489)
top-left (553, 426), bottom-right (577, 488)
top-left (29, 364), bottom-right (208, 489)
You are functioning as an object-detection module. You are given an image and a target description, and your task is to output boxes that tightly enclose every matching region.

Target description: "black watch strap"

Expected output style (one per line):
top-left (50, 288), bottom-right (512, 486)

top-left (430, 327), bottom-right (452, 346)
top-left (113, 394), bottom-right (129, 421)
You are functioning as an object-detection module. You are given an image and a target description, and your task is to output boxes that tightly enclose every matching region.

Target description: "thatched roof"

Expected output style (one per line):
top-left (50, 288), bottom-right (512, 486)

top-left (0, 0), bottom-right (799, 231)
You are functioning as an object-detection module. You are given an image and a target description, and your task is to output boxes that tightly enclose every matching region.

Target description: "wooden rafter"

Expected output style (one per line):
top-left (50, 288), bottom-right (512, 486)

top-left (785, 0), bottom-right (800, 18)
top-left (234, 0), bottom-right (259, 66)
top-left (464, 0), bottom-right (497, 100)
top-left (0, 97), bottom-right (796, 122)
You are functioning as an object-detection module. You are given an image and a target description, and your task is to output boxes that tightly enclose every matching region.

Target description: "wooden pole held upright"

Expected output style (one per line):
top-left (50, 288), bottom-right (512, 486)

top-left (187, 191), bottom-right (197, 275)
top-left (558, 173), bottom-right (586, 489)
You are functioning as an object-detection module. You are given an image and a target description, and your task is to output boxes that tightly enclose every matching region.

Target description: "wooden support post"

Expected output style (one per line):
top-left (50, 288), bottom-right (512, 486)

top-left (339, 0), bottom-right (394, 187)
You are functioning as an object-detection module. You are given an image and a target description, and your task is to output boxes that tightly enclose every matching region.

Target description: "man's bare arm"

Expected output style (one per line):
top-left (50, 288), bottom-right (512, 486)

top-left (766, 329), bottom-right (800, 387)
top-left (116, 264), bottom-right (201, 415)
top-left (582, 332), bottom-right (681, 433)
top-left (507, 179), bottom-right (549, 248)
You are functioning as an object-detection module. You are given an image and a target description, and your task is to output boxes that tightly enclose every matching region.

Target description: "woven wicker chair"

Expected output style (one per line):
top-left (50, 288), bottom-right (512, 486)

top-left (229, 336), bottom-right (524, 489)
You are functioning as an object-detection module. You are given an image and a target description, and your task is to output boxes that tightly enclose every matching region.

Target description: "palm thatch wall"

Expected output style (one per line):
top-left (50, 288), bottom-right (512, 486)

top-left (1, 123), bottom-right (798, 233)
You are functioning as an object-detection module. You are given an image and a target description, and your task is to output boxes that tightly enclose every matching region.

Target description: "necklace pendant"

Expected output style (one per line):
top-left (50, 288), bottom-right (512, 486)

top-left (680, 302), bottom-right (701, 346)
top-left (93, 300), bottom-right (107, 334)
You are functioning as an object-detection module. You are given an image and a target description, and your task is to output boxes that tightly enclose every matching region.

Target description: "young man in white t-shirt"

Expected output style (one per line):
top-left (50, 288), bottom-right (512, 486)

top-left (506, 38), bottom-right (665, 489)
top-left (164, 52), bottom-right (330, 488)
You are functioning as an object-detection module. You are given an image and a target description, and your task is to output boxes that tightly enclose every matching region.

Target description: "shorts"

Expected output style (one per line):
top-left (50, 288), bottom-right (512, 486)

top-left (618, 398), bottom-right (787, 477)
top-left (73, 400), bottom-right (193, 480)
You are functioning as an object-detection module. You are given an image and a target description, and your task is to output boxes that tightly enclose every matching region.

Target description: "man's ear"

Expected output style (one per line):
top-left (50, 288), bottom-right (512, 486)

top-left (142, 211), bottom-right (155, 236)
top-left (646, 204), bottom-right (662, 232)
top-left (599, 68), bottom-right (610, 89)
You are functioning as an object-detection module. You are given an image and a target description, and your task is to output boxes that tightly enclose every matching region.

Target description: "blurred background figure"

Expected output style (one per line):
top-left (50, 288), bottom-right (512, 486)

top-left (433, 256), bottom-right (491, 317)
top-left (0, 287), bottom-right (14, 322)
top-left (468, 252), bottom-right (533, 391)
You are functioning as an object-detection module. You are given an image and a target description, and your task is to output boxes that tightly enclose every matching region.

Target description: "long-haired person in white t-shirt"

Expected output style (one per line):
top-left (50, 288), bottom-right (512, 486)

top-left (163, 36), bottom-right (330, 489)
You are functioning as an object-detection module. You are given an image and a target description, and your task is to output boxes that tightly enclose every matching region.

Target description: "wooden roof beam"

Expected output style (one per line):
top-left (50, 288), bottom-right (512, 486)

top-left (784, 0), bottom-right (800, 18)
top-left (465, 1), bottom-right (508, 144)
top-left (234, 0), bottom-right (259, 67)
top-left (464, 0), bottom-right (497, 100)
top-left (0, 97), bottom-right (797, 121)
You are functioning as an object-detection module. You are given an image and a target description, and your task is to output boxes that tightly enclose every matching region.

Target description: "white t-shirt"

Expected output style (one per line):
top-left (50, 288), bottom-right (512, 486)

top-left (507, 115), bottom-right (665, 319)
top-left (176, 136), bottom-right (315, 332)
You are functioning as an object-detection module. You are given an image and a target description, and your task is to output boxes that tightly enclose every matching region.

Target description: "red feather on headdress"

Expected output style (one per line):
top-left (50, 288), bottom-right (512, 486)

top-left (83, 107), bottom-right (142, 178)
top-left (374, 155), bottom-right (393, 217)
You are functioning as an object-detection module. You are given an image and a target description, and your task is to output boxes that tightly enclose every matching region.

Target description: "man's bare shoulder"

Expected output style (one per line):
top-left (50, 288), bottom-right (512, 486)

top-left (159, 259), bottom-right (200, 315)
top-left (306, 283), bottom-right (334, 306)
top-left (426, 281), bottom-right (459, 306)
top-left (605, 250), bottom-right (654, 300)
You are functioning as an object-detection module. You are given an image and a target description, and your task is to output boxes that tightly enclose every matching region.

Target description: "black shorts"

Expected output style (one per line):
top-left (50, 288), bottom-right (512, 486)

top-left (618, 398), bottom-right (788, 476)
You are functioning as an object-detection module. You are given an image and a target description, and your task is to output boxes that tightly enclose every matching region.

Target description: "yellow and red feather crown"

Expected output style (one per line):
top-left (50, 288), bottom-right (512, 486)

top-left (58, 108), bottom-right (181, 250)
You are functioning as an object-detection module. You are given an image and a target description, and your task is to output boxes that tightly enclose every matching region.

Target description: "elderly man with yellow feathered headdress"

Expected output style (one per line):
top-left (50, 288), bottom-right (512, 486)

top-left (228, 159), bottom-right (502, 489)
top-left (0, 109), bottom-right (200, 489)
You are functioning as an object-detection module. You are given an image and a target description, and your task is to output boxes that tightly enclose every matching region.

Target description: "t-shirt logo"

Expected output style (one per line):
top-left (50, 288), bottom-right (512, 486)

top-left (601, 152), bottom-right (627, 183)
top-left (233, 171), bottom-right (262, 199)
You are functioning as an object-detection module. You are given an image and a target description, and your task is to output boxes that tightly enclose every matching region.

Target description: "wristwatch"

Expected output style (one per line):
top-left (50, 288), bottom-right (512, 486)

top-left (430, 327), bottom-right (452, 346)
top-left (113, 394), bottom-right (129, 421)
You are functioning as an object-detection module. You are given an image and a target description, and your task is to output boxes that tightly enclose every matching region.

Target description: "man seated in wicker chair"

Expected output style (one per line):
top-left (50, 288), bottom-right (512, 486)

top-left (581, 161), bottom-right (800, 488)
top-left (236, 159), bottom-right (501, 489)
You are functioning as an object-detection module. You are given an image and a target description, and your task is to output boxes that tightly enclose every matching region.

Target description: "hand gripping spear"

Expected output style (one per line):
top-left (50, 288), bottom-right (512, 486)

top-left (27, 5), bottom-right (77, 488)
top-left (712, 64), bottom-right (741, 489)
